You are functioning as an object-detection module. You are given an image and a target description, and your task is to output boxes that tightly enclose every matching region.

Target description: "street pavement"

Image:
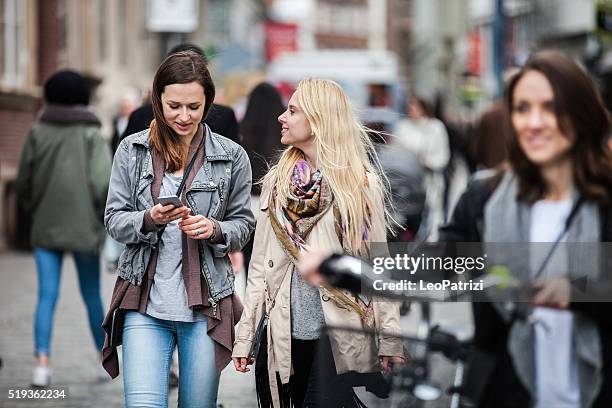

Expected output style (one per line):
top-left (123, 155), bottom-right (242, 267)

top-left (0, 251), bottom-right (256, 408)
top-left (0, 251), bottom-right (471, 407)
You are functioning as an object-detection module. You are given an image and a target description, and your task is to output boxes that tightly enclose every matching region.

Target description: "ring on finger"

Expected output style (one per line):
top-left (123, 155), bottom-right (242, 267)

top-left (194, 229), bottom-right (202, 236)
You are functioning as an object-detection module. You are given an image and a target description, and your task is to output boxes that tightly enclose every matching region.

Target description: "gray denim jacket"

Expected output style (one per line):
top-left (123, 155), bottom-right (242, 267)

top-left (104, 127), bottom-right (255, 303)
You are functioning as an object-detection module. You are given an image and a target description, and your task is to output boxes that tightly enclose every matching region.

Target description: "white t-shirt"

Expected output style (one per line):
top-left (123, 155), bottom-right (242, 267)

top-left (393, 118), bottom-right (450, 172)
top-left (530, 198), bottom-right (580, 408)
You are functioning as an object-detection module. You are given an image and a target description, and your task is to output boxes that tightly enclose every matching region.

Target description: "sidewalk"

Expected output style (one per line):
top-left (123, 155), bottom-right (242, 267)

top-left (0, 251), bottom-right (256, 408)
top-left (0, 250), bottom-right (472, 407)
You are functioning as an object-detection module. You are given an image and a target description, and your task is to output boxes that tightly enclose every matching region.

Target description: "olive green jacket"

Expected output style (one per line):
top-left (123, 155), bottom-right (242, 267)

top-left (16, 105), bottom-right (112, 252)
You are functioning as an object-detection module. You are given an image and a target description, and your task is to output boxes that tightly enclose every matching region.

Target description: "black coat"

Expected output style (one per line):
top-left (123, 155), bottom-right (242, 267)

top-left (439, 174), bottom-right (612, 408)
top-left (116, 103), bottom-right (240, 148)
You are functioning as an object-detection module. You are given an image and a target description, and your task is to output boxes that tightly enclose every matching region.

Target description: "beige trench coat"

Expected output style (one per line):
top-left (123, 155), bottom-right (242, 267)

top-left (232, 176), bottom-right (404, 407)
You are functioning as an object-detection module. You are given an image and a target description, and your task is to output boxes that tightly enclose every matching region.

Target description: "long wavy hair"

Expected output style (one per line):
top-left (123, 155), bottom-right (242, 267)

top-left (150, 51), bottom-right (215, 172)
top-left (505, 50), bottom-right (612, 205)
top-left (262, 78), bottom-right (390, 253)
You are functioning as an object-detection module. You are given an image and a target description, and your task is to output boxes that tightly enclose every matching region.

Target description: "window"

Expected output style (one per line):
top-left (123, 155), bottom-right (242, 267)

top-left (207, 0), bottom-right (231, 46)
top-left (317, 3), bottom-right (368, 37)
top-left (118, 0), bottom-right (127, 65)
top-left (0, 0), bottom-right (29, 88)
top-left (97, 0), bottom-right (106, 61)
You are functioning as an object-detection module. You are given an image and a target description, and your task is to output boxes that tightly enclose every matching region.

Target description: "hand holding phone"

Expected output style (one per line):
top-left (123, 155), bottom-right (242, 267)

top-left (158, 195), bottom-right (184, 208)
top-left (150, 195), bottom-right (190, 225)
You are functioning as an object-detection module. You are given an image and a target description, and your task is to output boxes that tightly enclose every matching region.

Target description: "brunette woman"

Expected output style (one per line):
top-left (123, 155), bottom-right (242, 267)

top-left (102, 51), bottom-right (255, 407)
top-left (441, 51), bottom-right (612, 407)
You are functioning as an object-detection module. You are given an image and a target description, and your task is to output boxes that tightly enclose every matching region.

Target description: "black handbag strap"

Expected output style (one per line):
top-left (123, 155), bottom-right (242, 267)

top-left (510, 196), bottom-right (586, 322)
top-left (175, 134), bottom-right (205, 197)
top-left (532, 196), bottom-right (584, 281)
top-left (155, 131), bottom-right (205, 243)
top-left (265, 263), bottom-right (293, 314)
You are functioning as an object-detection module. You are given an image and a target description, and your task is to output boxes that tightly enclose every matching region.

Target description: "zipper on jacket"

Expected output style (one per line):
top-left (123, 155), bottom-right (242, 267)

top-left (208, 297), bottom-right (218, 317)
top-left (129, 247), bottom-right (139, 269)
top-left (197, 241), bottom-right (219, 304)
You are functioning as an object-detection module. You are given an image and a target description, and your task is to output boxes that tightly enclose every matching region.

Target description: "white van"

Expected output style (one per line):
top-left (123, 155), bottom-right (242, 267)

top-left (267, 50), bottom-right (405, 132)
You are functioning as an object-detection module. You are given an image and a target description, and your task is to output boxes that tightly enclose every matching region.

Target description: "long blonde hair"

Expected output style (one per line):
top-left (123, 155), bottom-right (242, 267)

top-left (262, 78), bottom-right (390, 253)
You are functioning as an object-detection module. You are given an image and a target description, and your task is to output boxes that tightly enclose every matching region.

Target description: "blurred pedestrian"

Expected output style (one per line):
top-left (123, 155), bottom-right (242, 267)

top-left (238, 82), bottom-right (286, 279)
top-left (241, 82), bottom-right (286, 195)
top-left (120, 43), bottom-right (240, 145)
top-left (377, 144), bottom-right (426, 242)
top-left (433, 94), bottom-right (474, 220)
top-left (393, 95), bottom-right (450, 240)
top-left (470, 100), bottom-right (511, 170)
top-left (232, 78), bottom-right (404, 407)
top-left (110, 90), bottom-right (139, 155)
top-left (15, 69), bottom-right (112, 387)
top-left (101, 50), bottom-right (254, 407)
top-left (441, 51), bottom-right (612, 407)
top-left (105, 91), bottom-right (139, 273)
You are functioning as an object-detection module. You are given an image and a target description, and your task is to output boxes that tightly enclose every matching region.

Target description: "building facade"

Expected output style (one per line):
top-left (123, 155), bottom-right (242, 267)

top-left (0, 0), bottom-right (249, 248)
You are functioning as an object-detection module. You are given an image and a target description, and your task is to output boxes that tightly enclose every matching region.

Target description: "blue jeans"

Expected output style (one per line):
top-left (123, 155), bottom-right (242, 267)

top-left (122, 312), bottom-right (219, 408)
top-left (33, 248), bottom-right (105, 355)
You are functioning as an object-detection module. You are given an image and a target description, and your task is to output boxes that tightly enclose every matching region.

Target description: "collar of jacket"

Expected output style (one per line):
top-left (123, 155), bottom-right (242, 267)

top-left (129, 124), bottom-right (233, 162)
top-left (39, 104), bottom-right (101, 126)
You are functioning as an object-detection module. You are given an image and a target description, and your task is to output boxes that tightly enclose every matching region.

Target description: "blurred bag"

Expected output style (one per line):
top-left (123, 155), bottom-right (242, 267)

top-left (250, 263), bottom-right (293, 359)
top-left (249, 311), bottom-right (269, 360)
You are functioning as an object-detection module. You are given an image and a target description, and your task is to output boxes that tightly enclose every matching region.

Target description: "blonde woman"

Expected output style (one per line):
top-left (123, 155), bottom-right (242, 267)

top-left (232, 78), bottom-right (404, 407)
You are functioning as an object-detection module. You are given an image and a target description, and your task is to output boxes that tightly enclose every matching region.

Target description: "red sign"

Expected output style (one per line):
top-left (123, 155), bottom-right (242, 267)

top-left (467, 30), bottom-right (482, 76)
top-left (265, 21), bottom-right (298, 62)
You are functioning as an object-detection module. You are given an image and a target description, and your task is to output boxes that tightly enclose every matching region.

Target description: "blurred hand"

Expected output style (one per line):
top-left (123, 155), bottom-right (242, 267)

top-left (150, 204), bottom-right (190, 225)
top-left (380, 355), bottom-right (406, 373)
top-left (179, 214), bottom-right (215, 240)
top-left (229, 251), bottom-right (244, 274)
top-left (297, 245), bottom-right (330, 287)
top-left (232, 357), bottom-right (253, 373)
top-left (532, 277), bottom-right (571, 309)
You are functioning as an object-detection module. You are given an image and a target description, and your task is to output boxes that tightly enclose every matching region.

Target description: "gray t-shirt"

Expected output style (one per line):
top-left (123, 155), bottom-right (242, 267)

top-left (146, 171), bottom-right (206, 322)
top-left (290, 267), bottom-right (326, 340)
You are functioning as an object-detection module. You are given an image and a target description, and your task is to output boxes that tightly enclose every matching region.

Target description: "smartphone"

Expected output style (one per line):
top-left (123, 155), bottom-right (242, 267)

top-left (109, 308), bottom-right (125, 348)
top-left (158, 195), bottom-right (184, 208)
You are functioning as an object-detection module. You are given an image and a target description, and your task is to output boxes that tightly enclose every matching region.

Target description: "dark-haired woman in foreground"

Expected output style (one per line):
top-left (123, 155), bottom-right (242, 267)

top-left (441, 51), bottom-right (612, 407)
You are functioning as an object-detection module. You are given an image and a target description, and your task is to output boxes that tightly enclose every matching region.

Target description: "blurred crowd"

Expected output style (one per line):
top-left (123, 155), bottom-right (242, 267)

top-left (11, 41), bottom-right (612, 408)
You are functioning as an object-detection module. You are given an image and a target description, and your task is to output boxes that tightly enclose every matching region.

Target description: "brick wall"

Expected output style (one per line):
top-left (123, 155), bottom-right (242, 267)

top-left (38, 0), bottom-right (59, 85)
top-left (0, 93), bottom-right (40, 249)
top-left (0, 102), bottom-right (39, 172)
top-left (0, 0), bottom-right (58, 249)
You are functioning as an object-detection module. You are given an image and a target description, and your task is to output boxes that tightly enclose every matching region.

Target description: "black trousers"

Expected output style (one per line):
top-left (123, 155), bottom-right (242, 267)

top-left (291, 338), bottom-right (335, 407)
top-left (256, 335), bottom-right (384, 407)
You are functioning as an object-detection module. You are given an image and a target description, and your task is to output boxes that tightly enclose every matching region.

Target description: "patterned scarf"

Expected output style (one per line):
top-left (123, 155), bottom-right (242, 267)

top-left (269, 159), bottom-right (374, 327)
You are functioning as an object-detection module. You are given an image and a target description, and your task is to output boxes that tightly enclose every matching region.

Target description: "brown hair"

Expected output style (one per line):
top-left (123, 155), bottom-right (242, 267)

top-left (410, 95), bottom-right (434, 118)
top-left (150, 51), bottom-right (215, 172)
top-left (505, 50), bottom-right (612, 205)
